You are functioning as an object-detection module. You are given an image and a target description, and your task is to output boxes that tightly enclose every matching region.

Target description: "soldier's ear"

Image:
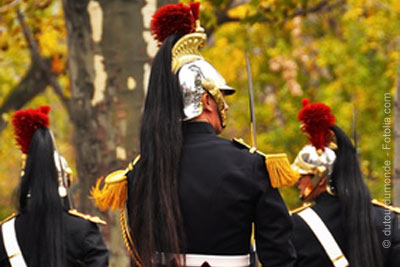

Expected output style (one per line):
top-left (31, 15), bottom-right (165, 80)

top-left (201, 93), bottom-right (214, 112)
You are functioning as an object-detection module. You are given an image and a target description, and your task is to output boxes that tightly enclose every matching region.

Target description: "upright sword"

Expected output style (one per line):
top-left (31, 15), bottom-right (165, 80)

top-left (245, 51), bottom-right (259, 267)
top-left (245, 52), bottom-right (257, 149)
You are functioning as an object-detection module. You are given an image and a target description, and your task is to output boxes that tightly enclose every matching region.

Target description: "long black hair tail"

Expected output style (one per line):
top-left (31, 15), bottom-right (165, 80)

top-left (128, 33), bottom-right (185, 267)
top-left (330, 126), bottom-right (382, 267)
top-left (18, 127), bottom-right (66, 267)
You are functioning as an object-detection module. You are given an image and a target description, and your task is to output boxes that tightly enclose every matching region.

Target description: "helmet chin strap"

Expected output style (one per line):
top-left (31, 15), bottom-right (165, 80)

top-left (202, 78), bottom-right (227, 128)
top-left (325, 180), bottom-right (336, 196)
top-left (49, 130), bottom-right (74, 209)
top-left (301, 176), bottom-right (327, 201)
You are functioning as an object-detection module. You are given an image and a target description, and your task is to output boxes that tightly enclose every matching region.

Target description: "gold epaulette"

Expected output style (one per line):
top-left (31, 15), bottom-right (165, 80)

top-left (68, 209), bottom-right (106, 225)
top-left (289, 202), bottom-right (312, 216)
top-left (91, 155), bottom-right (140, 211)
top-left (0, 213), bottom-right (17, 225)
top-left (371, 199), bottom-right (400, 214)
top-left (233, 138), bottom-right (300, 188)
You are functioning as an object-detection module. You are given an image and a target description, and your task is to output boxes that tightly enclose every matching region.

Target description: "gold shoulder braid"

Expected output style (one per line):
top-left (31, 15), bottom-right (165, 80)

top-left (233, 138), bottom-right (300, 188)
top-left (120, 208), bottom-right (142, 266)
top-left (289, 202), bottom-right (313, 216)
top-left (68, 209), bottom-right (106, 225)
top-left (91, 155), bottom-right (142, 266)
top-left (372, 199), bottom-right (400, 214)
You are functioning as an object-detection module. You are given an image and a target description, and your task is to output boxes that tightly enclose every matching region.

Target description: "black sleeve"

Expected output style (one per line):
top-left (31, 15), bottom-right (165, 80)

top-left (253, 155), bottom-right (296, 267)
top-left (290, 213), bottom-right (321, 267)
top-left (82, 223), bottom-right (109, 267)
top-left (386, 213), bottom-right (400, 267)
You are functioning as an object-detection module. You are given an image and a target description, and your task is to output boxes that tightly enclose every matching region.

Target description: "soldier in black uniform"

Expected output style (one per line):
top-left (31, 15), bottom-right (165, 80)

top-left (0, 106), bottom-right (109, 267)
top-left (92, 2), bottom-right (296, 267)
top-left (290, 99), bottom-right (400, 267)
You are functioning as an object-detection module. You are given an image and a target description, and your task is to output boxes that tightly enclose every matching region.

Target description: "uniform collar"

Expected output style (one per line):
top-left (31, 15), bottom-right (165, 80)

top-left (183, 121), bottom-right (216, 135)
top-left (315, 192), bottom-right (337, 204)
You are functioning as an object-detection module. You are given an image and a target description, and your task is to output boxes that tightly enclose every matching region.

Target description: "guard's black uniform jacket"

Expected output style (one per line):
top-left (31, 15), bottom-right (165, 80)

top-left (291, 192), bottom-right (400, 267)
top-left (0, 211), bottom-right (109, 267)
top-left (177, 121), bottom-right (295, 266)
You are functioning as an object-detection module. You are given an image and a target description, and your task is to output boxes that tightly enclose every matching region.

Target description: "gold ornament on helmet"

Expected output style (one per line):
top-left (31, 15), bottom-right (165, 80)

top-left (171, 22), bottom-right (206, 74)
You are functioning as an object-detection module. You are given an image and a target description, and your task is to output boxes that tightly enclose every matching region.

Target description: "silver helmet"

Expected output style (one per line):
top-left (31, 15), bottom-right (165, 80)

top-left (178, 59), bottom-right (235, 124)
top-left (165, 5), bottom-right (235, 127)
top-left (291, 144), bottom-right (336, 178)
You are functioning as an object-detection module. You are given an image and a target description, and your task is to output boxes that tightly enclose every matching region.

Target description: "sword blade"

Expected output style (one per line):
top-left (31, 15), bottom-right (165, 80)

top-left (245, 52), bottom-right (257, 148)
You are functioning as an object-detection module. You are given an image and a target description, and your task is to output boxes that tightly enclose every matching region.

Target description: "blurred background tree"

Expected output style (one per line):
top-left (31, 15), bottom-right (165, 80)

top-left (1, 0), bottom-right (399, 265)
top-left (1, 0), bottom-right (175, 265)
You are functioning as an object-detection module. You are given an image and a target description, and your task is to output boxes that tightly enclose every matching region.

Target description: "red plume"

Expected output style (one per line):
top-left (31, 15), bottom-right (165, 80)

top-left (12, 106), bottom-right (51, 154)
top-left (150, 2), bottom-right (200, 44)
top-left (298, 98), bottom-right (335, 151)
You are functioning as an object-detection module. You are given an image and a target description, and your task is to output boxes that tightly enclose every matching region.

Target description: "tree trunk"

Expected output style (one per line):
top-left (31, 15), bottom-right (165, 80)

top-left (61, 0), bottom-right (175, 265)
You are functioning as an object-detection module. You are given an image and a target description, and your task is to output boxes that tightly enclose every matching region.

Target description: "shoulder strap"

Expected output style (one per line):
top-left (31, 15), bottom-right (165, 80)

top-left (297, 208), bottom-right (349, 267)
top-left (1, 218), bottom-right (27, 267)
top-left (0, 213), bottom-right (17, 225)
top-left (289, 202), bottom-right (312, 215)
top-left (371, 199), bottom-right (400, 214)
top-left (68, 209), bottom-right (107, 225)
